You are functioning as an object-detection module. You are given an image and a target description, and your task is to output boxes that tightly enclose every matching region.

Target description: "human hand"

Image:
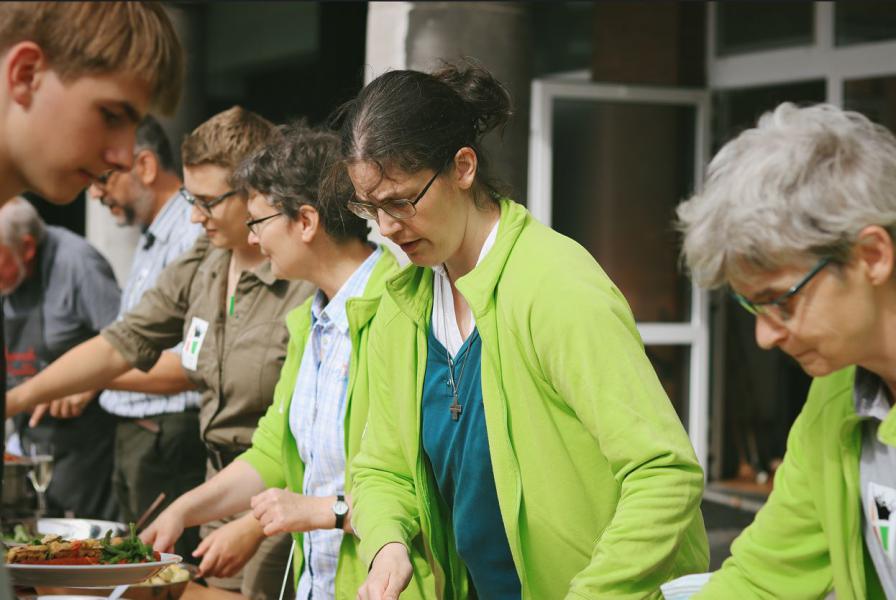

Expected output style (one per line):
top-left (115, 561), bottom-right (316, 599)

top-left (140, 506), bottom-right (186, 554)
top-left (30, 390), bottom-right (95, 426)
top-left (193, 515), bottom-right (264, 579)
top-left (250, 488), bottom-right (332, 536)
top-left (356, 542), bottom-right (413, 600)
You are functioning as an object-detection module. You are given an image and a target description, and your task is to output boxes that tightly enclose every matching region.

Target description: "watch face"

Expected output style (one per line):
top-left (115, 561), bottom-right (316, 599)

top-left (333, 500), bottom-right (349, 516)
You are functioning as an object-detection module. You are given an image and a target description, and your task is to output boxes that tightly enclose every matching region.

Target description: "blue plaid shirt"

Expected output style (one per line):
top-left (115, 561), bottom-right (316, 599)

top-left (290, 246), bottom-right (381, 600)
top-left (99, 191), bottom-right (203, 417)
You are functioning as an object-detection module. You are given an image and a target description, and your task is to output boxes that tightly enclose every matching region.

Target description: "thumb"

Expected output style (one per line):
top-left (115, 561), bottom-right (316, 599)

top-left (29, 404), bottom-right (49, 427)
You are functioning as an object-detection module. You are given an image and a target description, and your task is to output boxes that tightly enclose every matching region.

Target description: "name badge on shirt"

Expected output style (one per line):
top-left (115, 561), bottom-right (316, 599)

top-left (182, 317), bottom-right (209, 371)
top-left (868, 481), bottom-right (896, 561)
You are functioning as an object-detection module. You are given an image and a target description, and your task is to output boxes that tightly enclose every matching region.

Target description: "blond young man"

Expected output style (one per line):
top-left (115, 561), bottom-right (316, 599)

top-left (0, 2), bottom-right (183, 205)
top-left (0, 5), bottom-right (182, 596)
top-left (6, 106), bottom-right (315, 599)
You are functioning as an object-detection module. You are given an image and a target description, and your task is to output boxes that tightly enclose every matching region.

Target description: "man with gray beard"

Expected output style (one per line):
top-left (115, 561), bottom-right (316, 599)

top-left (85, 115), bottom-right (205, 559)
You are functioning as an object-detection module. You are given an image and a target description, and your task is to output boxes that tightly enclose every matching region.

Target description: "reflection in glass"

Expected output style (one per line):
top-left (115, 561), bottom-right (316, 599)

top-left (713, 80), bottom-right (825, 151)
top-left (551, 100), bottom-right (694, 323)
top-left (835, 2), bottom-right (896, 46)
top-left (27, 442), bottom-right (54, 517)
top-left (844, 75), bottom-right (896, 134)
top-left (710, 81), bottom-right (824, 485)
top-left (716, 2), bottom-right (813, 56)
top-left (644, 345), bottom-right (690, 428)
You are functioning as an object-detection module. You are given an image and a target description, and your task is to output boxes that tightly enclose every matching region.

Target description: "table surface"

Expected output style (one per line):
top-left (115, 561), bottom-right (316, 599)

top-left (182, 581), bottom-right (247, 599)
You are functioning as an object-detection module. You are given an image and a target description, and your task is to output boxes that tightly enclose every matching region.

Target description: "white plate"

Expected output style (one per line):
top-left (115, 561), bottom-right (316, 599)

top-left (7, 552), bottom-right (181, 587)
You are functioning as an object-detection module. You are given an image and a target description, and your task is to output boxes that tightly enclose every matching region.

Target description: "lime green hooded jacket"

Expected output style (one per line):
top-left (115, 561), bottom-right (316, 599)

top-left (351, 200), bottom-right (709, 600)
top-left (238, 248), bottom-right (436, 600)
top-left (694, 366), bottom-right (892, 599)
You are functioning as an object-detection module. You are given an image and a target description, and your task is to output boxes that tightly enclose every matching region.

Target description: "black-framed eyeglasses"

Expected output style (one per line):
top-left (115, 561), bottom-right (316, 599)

top-left (730, 257), bottom-right (831, 322)
top-left (347, 165), bottom-right (444, 221)
top-left (246, 212), bottom-right (283, 235)
top-left (181, 186), bottom-right (239, 217)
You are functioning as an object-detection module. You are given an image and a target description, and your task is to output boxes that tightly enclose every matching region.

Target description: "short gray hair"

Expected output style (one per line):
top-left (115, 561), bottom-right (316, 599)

top-left (677, 102), bottom-right (896, 288)
top-left (0, 197), bottom-right (46, 249)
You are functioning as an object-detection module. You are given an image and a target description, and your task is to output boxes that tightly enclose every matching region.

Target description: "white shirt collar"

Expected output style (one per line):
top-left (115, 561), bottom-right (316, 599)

top-left (431, 218), bottom-right (500, 356)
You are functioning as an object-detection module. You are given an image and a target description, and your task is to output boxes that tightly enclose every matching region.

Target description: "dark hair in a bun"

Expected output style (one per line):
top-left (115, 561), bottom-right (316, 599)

top-left (332, 60), bottom-right (513, 203)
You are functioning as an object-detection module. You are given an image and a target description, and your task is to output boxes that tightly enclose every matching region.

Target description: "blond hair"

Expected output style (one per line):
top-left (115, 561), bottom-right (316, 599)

top-left (0, 2), bottom-right (184, 115)
top-left (181, 107), bottom-right (277, 176)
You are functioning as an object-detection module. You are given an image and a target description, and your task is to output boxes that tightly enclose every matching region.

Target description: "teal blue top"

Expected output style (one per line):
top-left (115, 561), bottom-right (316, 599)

top-left (422, 325), bottom-right (520, 599)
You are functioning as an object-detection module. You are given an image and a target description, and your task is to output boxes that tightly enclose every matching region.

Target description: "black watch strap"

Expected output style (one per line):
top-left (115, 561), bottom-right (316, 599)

top-left (334, 494), bottom-right (347, 530)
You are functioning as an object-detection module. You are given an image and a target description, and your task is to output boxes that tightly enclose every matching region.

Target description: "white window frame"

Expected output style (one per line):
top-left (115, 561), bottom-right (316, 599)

top-left (527, 76), bottom-right (712, 470)
top-left (706, 1), bottom-right (896, 482)
top-left (708, 2), bottom-right (896, 103)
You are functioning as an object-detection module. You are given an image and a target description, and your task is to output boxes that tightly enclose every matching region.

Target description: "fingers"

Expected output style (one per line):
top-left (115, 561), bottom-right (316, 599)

top-left (66, 396), bottom-right (87, 418)
top-left (194, 534), bottom-right (243, 578)
top-left (197, 546), bottom-right (220, 578)
top-left (138, 526), bottom-right (156, 546)
top-left (261, 519), bottom-right (282, 537)
top-left (51, 398), bottom-right (78, 419)
top-left (142, 526), bottom-right (175, 554)
top-left (34, 397), bottom-right (86, 424)
top-left (249, 488), bottom-right (278, 515)
top-left (29, 404), bottom-right (49, 427)
top-left (192, 535), bottom-right (210, 558)
top-left (48, 399), bottom-right (63, 419)
top-left (383, 573), bottom-right (406, 600)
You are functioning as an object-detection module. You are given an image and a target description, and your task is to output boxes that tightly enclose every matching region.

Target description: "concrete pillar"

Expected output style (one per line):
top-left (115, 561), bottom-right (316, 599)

top-left (85, 4), bottom-right (206, 285)
top-left (365, 2), bottom-right (532, 259)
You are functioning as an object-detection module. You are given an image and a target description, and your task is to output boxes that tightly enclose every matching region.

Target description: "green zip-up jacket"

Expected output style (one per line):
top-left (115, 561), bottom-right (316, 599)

top-left (238, 248), bottom-right (436, 600)
top-left (695, 366), bottom-right (891, 599)
top-left (351, 199), bottom-right (709, 600)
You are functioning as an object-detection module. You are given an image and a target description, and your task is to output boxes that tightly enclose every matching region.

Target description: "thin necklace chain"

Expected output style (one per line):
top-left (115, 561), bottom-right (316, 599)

top-left (442, 273), bottom-right (477, 421)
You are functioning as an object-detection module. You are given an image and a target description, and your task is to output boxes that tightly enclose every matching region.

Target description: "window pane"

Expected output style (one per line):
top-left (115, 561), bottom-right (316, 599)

top-left (713, 80), bottom-right (826, 151)
top-left (531, 2), bottom-right (593, 76)
top-left (719, 296), bottom-right (809, 484)
top-left (716, 2), bottom-right (813, 56)
top-left (644, 345), bottom-right (690, 428)
top-left (551, 100), bottom-right (694, 323)
top-left (710, 82), bottom-right (821, 487)
top-left (835, 2), bottom-right (896, 46)
top-left (843, 75), bottom-right (896, 133)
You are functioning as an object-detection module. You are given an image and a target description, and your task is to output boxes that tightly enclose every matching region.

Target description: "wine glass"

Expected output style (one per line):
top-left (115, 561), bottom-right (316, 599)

top-left (26, 442), bottom-right (54, 517)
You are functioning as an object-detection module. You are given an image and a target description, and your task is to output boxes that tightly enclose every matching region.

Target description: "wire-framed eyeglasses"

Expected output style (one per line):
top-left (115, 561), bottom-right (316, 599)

top-left (730, 257), bottom-right (831, 322)
top-left (347, 167), bottom-right (443, 221)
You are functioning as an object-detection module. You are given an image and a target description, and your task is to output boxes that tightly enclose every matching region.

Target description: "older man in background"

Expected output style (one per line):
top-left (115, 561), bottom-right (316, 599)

top-left (85, 115), bottom-right (204, 558)
top-left (1, 197), bottom-right (120, 519)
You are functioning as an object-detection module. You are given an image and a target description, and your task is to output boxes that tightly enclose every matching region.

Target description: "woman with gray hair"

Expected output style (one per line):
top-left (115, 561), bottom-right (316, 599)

top-left (678, 102), bottom-right (896, 599)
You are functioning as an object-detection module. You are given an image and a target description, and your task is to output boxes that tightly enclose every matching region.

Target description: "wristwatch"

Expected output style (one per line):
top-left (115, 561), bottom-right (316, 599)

top-left (333, 494), bottom-right (349, 530)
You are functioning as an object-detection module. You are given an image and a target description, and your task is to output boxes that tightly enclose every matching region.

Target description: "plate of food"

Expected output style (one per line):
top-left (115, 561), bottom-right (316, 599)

top-left (6, 523), bottom-right (180, 587)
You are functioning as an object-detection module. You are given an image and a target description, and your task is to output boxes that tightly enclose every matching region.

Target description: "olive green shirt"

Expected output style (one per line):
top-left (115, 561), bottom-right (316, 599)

top-left (102, 235), bottom-right (316, 448)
